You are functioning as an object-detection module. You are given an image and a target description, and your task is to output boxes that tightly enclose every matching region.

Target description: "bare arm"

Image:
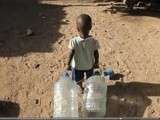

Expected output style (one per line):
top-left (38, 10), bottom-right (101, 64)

top-left (67, 49), bottom-right (75, 70)
top-left (94, 50), bottom-right (99, 68)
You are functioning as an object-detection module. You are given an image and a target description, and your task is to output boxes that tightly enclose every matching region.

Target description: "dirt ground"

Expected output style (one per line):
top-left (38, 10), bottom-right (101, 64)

top-left (0, 0), bottom-right (160, 118)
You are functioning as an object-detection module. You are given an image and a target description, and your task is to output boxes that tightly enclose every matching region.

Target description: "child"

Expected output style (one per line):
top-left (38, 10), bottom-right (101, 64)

top-left (67, 14), bottom-right (100, 89)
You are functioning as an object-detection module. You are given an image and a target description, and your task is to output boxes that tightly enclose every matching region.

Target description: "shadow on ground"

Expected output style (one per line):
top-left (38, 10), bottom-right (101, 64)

top-left (106, 82), bottom-right (160, 117)
top-left (0, 0), bottom-right (66, 57)
top-left (110, 73), bottom-right (124, 80)
top-left (0, 100), bottom-right (20, 117)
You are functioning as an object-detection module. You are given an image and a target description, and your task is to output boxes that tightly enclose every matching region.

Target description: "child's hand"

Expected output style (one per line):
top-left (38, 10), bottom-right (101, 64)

top-left (94, 63), bottom-right (99, 68)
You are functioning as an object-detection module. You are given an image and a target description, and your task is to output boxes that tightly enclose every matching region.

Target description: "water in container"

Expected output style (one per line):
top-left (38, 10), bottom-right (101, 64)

top-left (53, 72), bottom-right (80, 118)
top-left (83, 73), bottom-right (107, 117)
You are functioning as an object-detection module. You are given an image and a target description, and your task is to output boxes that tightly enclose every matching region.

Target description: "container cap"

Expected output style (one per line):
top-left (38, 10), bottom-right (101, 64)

top-left (60, 71), bottom-right (70, 80)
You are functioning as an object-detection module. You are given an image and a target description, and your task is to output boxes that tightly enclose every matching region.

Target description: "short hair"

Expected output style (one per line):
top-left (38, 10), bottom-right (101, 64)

top-left (77, 14), bottom-right (92, 28)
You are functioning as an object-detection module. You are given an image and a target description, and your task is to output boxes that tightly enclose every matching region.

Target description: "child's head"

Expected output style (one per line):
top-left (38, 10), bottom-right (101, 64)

top-left (76, 14), bottom-right (92, 36)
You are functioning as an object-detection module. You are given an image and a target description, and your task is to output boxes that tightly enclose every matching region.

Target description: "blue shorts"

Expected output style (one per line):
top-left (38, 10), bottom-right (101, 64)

top-left (72, 68), bottom-right (94, 82)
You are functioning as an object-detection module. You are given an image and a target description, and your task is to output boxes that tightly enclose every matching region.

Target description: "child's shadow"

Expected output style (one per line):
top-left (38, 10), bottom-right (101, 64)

top-left (110, 73), bottom-right (124, 81)
top-left (105, 82), bottom-right (160, 117)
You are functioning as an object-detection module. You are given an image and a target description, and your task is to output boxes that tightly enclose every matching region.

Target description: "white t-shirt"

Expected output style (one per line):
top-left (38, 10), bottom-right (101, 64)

top-left (68, 36), bottom-right (100, 70)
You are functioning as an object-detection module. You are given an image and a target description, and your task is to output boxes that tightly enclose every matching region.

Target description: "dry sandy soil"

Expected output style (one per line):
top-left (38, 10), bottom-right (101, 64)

top-left (0, 0), bottom-right (160, 118)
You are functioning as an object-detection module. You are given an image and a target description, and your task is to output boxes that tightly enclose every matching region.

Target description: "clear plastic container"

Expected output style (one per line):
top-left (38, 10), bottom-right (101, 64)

top-left (53, 72), bottom-right (80, 118)
top-left (83, 74), bottom-right (107, 117)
